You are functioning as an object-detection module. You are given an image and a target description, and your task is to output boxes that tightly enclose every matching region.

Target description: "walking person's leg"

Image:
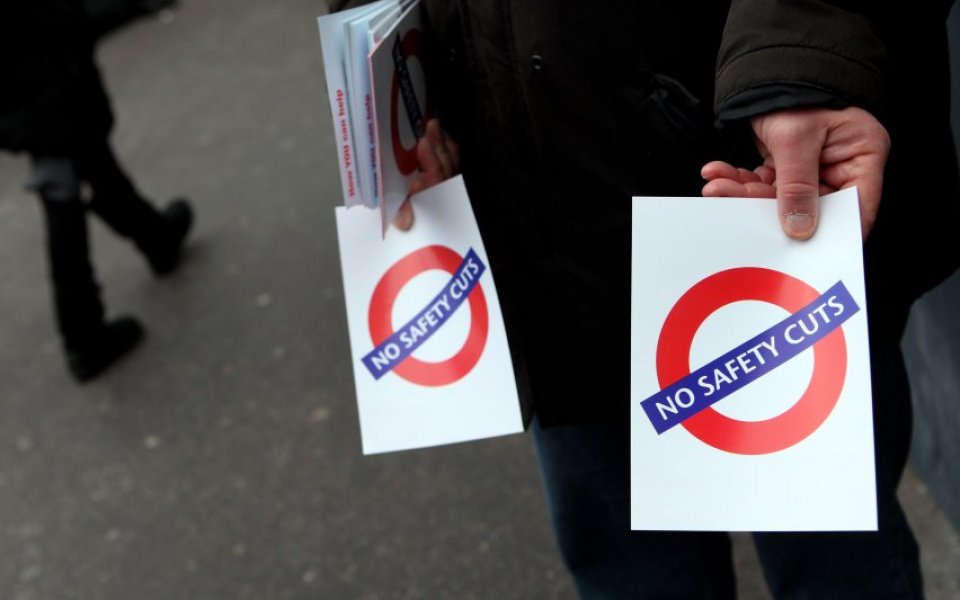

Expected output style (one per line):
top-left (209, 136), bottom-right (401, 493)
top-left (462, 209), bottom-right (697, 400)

top-left (76, 138), bottom-right (192, 275)
top-left (30, 155), bottom-right (143, 381)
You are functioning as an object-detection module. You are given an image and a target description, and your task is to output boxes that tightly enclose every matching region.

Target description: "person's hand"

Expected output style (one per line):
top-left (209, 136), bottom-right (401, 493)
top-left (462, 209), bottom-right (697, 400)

top-left (701, 107), bottom-right (890, 240)
top-left (392, 118), bottom-right (460, 231)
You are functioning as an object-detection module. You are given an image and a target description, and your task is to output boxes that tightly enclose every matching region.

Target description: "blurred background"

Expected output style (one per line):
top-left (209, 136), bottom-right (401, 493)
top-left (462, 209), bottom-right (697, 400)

top-left (0, 1), bottom-right (957, 598)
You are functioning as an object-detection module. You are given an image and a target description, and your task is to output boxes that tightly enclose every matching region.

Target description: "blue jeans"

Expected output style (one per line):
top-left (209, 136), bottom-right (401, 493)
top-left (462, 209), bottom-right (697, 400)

top-left (532, 340), bottom-right (922, 599)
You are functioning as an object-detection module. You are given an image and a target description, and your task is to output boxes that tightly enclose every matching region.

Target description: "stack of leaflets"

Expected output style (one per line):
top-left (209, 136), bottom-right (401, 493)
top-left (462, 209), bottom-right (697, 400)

top-left (318, 2), bottom-right (525, 455)
top-left (318, 0), bottom-right (427, 234)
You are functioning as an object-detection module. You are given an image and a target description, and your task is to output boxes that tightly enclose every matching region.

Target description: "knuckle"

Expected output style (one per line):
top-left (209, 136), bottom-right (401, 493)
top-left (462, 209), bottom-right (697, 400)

top-left (777, 180), bottom-right (819, 201)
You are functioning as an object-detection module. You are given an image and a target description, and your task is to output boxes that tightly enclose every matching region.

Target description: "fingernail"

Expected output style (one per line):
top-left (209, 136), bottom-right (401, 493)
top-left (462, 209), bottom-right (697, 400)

top-left (785, 213), bottom-right (813, 237)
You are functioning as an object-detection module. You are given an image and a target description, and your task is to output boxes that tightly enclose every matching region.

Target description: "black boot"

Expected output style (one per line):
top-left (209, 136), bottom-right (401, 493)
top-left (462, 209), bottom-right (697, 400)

top-left (77, 141), bottom-right (193, 275)
top-left (92, 194), bottom-right (195, 275)
top-left (89, 191), bottom-right (193, 276)
top-left (141, 198), bottom-right (193, 275)
top-left (40, 198), bottom-right (144, 382)
top-left (65, 317), bottom-right (144, 382)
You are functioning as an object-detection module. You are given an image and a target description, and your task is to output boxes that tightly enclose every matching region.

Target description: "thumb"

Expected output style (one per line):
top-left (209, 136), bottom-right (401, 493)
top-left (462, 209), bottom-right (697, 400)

top-left (392, 197), bottom-right (414, 231)
top-left (756, 116), bottom-right (827, 240)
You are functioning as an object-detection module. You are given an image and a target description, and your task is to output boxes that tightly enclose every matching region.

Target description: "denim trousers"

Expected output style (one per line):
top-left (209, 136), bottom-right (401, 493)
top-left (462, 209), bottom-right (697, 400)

top-left (532, 329), bottom-right (922, 599)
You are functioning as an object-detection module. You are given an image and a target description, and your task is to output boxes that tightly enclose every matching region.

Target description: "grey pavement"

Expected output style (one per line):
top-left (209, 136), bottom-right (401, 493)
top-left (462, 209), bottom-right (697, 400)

top-left (0, 2), bottom-right (957, 599)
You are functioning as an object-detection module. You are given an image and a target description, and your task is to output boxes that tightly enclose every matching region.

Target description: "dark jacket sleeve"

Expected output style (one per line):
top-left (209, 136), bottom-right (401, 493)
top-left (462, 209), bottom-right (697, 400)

top-left (715, 1), bottom-right (891, 119)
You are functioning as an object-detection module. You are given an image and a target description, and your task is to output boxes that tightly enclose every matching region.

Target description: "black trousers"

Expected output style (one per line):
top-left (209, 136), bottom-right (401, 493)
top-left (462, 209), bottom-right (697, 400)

top-left (30, 139), bottom-right (161, 347)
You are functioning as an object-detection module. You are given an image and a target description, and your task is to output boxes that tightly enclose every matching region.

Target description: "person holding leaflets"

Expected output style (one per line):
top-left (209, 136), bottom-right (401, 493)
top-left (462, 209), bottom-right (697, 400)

top-left (347, 0), bottom-right (960, 596)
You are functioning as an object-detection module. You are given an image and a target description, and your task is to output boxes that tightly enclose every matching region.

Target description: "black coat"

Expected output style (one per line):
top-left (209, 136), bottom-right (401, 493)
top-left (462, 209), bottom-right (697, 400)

top-left (0, 0), bottom-right (113, 155)
top-left (419, 0), bottom-right (960, 425)
top-left (718, 0), bottom-right (960, 309)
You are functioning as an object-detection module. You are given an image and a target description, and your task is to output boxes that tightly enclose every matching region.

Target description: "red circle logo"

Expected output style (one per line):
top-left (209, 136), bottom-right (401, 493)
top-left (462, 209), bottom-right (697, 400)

top-left (656, 268), bottom-right (847, 455)
top-left (368, 245), bottom-right (488, 386)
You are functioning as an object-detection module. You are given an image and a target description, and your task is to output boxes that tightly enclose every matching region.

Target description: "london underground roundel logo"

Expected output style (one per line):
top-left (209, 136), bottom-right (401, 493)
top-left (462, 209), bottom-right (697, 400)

top-left (641, 267), bottom-right (860, 455)
top-left (363, 245), bottom-right (488, 386)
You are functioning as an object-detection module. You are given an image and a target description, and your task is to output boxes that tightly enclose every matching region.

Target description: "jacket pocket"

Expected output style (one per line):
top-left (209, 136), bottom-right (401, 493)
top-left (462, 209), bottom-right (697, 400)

top-left (641, 74), bottom-right (718, 162)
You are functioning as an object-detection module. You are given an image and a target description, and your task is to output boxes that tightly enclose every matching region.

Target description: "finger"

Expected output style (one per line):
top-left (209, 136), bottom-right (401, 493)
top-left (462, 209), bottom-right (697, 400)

top-left (702, 178), bottom-right (747, 197)
top-left (851, 163), bottom-right (885, 239)
top-left (392, 197), bottom-right (414, 231)
top-left (434, 138), bottom-right (454, 180)
top-left (743, 182), bottom-right (777, 198)
top-left (737, 168), bottom-right (764, 183)
top-left (701, 161), bottom-right (740, 181)
top-left (821, 158), bottom-right (885, 239)
top-left (423, 119), bottom-right (463, 179)
top-left (442, 130), bottom-right (461, 174)
top-left (760, 122), bottom-right (826, 240)
top-left (754, 165), bottom-right (776, 185)
top-left (703, 179), bottom-right (776, 198)
top-left (857, 173), bottom-right (883, 239)
top-left (420, 120), bottom-right (450, 179)
top-left (415, 135), bottom-right (444, 186)
top-left (824, 109), bottom-right (889, 237)
top-left (701, 162), bottom-right (766, 184)
top-left (409, 176), bottom-right (428, 197)
top-left (424, 118), bottom-right (443, 147)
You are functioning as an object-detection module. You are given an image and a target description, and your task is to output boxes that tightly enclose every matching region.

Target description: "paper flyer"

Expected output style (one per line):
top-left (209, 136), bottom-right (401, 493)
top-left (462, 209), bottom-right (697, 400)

top-left (318, 0), bottom-right (427, 232)
top-left (631, 188), bottom-right (877, 531)
top-left (336, 176), bottom-right (523, 454)
top-left (317, 3), bottom-right (382, 207)
top-left (368, 1), bottom-right (429, 233)
top-left (344, 9), bottom-right (382, 209)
